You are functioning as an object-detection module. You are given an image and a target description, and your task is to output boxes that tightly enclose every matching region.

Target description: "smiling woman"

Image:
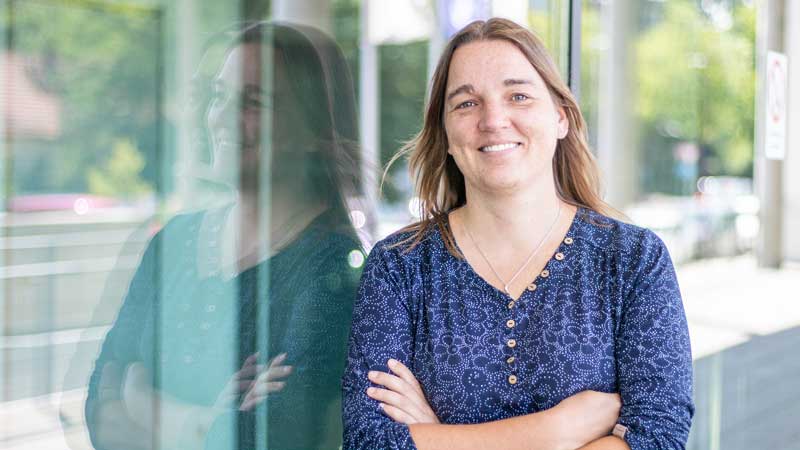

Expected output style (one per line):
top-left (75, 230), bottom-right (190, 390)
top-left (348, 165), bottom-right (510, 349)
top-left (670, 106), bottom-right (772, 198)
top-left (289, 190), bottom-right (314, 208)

top-left (342, 17), bottom-right (694, 450)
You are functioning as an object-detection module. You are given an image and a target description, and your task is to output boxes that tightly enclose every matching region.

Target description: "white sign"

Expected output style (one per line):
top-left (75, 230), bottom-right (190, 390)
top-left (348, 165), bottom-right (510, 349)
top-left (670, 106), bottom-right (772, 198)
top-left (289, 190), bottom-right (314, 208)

top-left (765, 51), bottom-right (788, 160)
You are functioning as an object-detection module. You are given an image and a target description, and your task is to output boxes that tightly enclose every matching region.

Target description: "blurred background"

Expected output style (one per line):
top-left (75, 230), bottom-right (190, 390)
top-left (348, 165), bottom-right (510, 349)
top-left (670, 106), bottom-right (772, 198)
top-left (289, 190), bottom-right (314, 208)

top-left (1, 0), bottom-right (798, 449)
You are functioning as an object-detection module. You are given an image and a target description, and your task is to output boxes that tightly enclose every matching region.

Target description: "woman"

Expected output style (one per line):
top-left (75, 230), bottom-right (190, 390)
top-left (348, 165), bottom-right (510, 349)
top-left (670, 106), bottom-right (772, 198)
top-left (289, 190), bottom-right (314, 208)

top-left (84, 22), bottom-right (364, 450)
top-left (342, 18), bottom-right (693, 450)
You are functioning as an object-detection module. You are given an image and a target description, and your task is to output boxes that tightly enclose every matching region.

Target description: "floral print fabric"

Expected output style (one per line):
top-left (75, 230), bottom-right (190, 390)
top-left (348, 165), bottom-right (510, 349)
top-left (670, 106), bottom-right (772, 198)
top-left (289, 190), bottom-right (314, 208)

top-left (342, 208), bottom-right (693, 449)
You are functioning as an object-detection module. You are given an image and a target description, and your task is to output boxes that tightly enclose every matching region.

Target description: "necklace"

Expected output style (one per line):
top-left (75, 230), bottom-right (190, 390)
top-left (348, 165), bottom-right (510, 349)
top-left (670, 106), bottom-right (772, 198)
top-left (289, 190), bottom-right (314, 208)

top-left (462, 202), bottom-right (562, 296)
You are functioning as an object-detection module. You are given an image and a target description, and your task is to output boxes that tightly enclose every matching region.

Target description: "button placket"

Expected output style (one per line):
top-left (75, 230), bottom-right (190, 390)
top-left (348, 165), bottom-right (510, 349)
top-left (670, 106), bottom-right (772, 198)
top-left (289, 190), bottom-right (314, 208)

top-left (505, 237), bottom-right (575, 385)
top-left (504, 292), bottom-right (520, 380)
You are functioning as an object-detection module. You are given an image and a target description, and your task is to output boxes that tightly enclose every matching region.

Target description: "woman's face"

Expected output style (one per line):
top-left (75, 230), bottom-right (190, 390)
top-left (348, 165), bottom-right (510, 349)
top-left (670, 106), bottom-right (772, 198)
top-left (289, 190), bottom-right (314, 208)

top-left (206, 42), bottom-right (317, 190)
top-left (206, 43), bottom-right (265, 184)
top-left (443, 39), bottom-right (568, 196)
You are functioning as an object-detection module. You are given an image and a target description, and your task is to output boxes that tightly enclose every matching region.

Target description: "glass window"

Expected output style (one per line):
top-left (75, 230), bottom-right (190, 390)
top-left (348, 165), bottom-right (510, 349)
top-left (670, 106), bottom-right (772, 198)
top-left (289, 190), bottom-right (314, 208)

top-left (5, 1), bottom-right (793, 449)
top-left (1, 1), bottom-right (570, 449)
top-left (580, 1), bottom-right (799, 449)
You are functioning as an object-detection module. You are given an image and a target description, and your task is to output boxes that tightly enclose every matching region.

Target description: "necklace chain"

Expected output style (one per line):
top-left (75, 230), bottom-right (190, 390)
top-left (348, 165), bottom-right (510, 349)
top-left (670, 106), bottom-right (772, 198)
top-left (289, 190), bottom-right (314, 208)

top-left (463, 202), bottom-right (563, 296)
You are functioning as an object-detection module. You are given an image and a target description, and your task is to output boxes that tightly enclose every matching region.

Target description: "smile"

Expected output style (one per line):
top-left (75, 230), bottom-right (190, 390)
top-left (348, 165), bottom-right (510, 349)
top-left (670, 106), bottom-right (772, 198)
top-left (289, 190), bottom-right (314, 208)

top-left (479, 142), bottom-right (520, 153)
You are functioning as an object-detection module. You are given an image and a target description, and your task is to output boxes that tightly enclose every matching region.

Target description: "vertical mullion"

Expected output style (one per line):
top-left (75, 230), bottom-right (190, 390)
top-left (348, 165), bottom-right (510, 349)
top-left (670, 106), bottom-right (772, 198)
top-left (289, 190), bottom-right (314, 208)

top-left (567, 0), bottom-right (581, 101)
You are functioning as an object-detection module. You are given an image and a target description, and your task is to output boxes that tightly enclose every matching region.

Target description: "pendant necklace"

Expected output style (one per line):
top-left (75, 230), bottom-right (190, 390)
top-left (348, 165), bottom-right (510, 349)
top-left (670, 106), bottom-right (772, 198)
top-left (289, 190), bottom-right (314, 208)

top-left (463, 201), bottom-right (562, 296)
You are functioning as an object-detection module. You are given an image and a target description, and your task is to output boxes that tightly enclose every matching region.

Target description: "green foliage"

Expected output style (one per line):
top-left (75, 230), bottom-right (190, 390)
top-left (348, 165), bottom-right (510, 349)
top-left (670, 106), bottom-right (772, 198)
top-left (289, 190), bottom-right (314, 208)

top-left (332, 0), bottom-right (361, 93)
top-left (4, 0), bottom-right (161, 195)
top-left (379, 41), bottom-right (428, 203)
top-left (635, 1), bottom-right (755, 178)
top-left (87, 139), bottom-right (152, 197)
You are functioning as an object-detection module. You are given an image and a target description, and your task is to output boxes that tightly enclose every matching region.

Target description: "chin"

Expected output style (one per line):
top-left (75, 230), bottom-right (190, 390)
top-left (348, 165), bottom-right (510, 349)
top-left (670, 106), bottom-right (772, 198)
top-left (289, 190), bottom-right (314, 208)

top-left (478, 176), bottom-right (524, 194)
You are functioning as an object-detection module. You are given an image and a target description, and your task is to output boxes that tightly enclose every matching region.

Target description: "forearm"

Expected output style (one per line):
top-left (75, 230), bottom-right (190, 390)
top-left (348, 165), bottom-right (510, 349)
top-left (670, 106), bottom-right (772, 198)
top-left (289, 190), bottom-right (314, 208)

top-left (577, 436), bottom-right (630, 450)
top-left (409, 408), bottom-right (582, 450)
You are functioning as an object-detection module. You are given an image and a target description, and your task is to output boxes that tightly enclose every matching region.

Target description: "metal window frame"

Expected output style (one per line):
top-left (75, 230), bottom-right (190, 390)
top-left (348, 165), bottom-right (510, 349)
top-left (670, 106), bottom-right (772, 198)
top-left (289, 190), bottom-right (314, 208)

top-left (567, 0), bottom-right (581, 101)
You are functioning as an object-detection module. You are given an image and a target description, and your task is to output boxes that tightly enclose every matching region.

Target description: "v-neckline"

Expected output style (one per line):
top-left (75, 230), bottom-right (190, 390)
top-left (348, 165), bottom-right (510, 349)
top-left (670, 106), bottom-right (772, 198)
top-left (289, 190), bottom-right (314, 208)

top-left (445, 206), bottom-right (583, 302)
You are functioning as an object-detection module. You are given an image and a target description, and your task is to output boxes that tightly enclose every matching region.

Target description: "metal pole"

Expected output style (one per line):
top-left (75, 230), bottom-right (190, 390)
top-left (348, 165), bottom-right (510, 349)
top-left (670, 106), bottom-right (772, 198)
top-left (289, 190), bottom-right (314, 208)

top-left (567, 0), bottom-right (581, 101)
top-left (359, 0), bottom-right (380, 240)
top-left (784, 0), bottom-right (800, 262)
top-left (596, 0), bottom-right (636, 209)
top-left (755, 0), bottom-right (785, 268)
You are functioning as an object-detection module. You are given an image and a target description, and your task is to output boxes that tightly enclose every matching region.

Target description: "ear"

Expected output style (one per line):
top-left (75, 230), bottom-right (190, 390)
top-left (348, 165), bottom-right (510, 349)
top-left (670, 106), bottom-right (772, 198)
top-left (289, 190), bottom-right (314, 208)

top-left (556, 105), bottom-right (569, 139)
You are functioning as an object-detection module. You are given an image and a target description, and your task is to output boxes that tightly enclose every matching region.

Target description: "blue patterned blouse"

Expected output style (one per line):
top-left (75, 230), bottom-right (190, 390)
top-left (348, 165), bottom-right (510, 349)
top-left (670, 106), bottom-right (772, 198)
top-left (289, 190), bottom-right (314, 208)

top-left (342, 207), bottom-right (694, 450)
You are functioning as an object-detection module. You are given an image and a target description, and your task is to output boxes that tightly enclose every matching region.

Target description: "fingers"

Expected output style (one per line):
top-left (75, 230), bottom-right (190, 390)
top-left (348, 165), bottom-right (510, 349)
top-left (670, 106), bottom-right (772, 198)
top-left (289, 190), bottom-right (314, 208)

top-left (268, 353), bottom-right (287, 367)
top-left (366, 360), bottom-right (440, 424)
top-left (243, 352), bottom-right (260, 366)
top-left (239, 381), bottom-right (286, 411)
top-left (264, 364), bottom-right (293, 382)
top-left (368, 366), bottom-right (428, 412)
top-left (239, 392), bottom-right (265, 411)
top-left (234, 352), bottom-right (289, 380)
top-left (234, 363), bottom-right (267, 380)
top-left (366, 386), bottom-right (423, 418)
top-left (235, 354), bottom-right (292, 411)
top-left (245, 380), bottom-right (286, 398)
top-left (367, 370), bottom-right (408, 394)
top-left (380, 403), bottom-right (417, 425)
top-left (386, 359), bottom-right (425, 397)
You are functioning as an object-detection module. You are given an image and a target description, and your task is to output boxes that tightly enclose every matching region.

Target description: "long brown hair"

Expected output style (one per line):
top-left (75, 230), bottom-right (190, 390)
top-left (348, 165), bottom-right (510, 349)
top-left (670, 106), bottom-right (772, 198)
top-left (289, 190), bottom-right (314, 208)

top-left (385, 17), bottom-right (617, 256)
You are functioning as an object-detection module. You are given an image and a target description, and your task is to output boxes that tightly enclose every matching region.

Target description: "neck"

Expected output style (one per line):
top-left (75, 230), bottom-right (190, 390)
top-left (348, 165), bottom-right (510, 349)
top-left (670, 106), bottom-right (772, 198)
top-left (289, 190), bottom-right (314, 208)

top-left (459, 176), bottom-right (563, 245)
top-left (234, 190), bottom-right (326, 257)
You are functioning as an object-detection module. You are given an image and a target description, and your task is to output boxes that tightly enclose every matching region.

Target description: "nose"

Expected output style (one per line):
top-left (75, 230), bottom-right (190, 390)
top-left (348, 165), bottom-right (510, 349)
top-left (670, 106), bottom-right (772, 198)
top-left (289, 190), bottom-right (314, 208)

top-left (478, 100), bottom-right (510, 132)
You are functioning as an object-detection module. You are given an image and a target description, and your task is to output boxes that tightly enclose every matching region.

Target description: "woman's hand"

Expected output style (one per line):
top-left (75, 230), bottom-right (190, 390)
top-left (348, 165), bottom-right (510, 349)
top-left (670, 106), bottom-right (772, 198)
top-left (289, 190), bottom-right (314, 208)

top-left (366, 359), bottom-right (439, 425)
top-left (551, 390), bottom-right (621, 449)
top-left (215, 352), bottom-right (294, 411)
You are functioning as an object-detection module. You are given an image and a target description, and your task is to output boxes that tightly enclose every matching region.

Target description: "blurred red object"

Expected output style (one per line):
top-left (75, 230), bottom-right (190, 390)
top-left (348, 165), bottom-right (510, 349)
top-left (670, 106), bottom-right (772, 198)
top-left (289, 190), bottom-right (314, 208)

top-left (7, 194), bottom-right (117, 213)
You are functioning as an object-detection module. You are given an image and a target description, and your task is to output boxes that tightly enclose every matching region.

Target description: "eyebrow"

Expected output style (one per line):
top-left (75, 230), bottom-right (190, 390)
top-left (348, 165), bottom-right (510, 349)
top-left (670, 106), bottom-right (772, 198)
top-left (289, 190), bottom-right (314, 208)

top-left (446, 79), bottom-right (536, 101)
top-left (446, 84), bottom-right (474, 101)
top-left (504, 78), bottom-right (534, 87)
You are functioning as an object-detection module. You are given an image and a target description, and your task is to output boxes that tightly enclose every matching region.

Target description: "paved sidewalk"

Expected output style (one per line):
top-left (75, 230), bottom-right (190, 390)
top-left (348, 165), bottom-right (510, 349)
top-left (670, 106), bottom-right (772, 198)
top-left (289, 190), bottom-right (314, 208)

top-left (680, 255), bottom-right (800, 359)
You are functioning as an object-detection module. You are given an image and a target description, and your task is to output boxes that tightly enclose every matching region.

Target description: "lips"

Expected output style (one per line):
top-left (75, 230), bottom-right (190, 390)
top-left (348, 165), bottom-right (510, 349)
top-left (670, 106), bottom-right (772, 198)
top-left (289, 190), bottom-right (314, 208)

top-left (479, 142), bottom-right (520, 153)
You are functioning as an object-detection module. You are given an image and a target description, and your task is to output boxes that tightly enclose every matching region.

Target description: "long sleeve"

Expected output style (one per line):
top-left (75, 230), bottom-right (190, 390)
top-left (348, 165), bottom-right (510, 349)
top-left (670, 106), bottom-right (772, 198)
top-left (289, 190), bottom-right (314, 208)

top-left (84, 226), bottom-right (161, 450)
top-left (264, 237), bottom-right (361, 450)
top-left (615, 230), bottom-right (694, 450)
top-left (341, 242), bottom-right (418, 450)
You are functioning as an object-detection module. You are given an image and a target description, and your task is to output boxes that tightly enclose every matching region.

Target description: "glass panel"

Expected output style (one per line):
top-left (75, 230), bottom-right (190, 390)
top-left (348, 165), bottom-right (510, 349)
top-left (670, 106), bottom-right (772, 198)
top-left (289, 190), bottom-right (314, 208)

top-left (581, 1), bottom-right (799, 448)
top-left (1, 1), bottom-right (571, 449)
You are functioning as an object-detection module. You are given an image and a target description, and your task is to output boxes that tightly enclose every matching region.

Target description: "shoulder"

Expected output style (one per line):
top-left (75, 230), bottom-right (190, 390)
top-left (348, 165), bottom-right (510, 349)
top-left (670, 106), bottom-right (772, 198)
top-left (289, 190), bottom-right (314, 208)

top-left (150, 209), bottom-right (212, 243)
top-left (360, 222), bottom-right (442, 290)
top-left (368, 222), bottom-right (443, 266)
top-left (575, 207), bottom-right (668, 263)
top-left (577, 209), bottom-right (679, 305)
top-left (278, 211), bottom-right (365, 279)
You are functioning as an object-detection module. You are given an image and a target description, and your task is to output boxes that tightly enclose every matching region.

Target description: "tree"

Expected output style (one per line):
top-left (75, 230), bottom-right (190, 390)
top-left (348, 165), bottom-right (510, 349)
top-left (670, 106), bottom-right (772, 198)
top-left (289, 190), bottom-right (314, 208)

top-left (635, 0), bottom-right (755, 190)
top-left (3, 0), bottom-right (161, 197)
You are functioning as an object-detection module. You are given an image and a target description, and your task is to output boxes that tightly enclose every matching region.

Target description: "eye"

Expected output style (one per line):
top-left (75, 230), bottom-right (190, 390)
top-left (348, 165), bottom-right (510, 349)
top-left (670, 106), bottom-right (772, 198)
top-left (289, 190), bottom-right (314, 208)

top-left (511, 93), bottom-right (530, 102)
top-left (455, 100), bottom-right (477, 110)
top-left (242, 94), bottom-right (264, 109)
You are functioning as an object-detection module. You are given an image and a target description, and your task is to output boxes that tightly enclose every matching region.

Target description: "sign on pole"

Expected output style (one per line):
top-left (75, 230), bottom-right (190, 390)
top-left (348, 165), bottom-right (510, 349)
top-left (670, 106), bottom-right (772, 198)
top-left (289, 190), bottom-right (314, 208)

top-left (765, 51), bottom-right (788, 160)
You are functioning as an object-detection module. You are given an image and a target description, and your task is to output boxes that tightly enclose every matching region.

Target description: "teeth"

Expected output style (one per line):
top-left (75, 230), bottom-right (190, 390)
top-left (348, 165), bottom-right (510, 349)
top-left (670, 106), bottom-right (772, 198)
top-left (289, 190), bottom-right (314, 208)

top-left (481, 143), bottom-right (518, 152)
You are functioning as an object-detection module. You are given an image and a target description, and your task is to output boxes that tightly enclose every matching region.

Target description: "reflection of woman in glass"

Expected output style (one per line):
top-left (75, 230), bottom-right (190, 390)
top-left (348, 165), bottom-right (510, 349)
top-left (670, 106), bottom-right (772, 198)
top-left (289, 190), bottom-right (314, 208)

top-left (343, 18), bottom-right (693, 450)
top-left (85, 22), bottom-right (363, 450)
